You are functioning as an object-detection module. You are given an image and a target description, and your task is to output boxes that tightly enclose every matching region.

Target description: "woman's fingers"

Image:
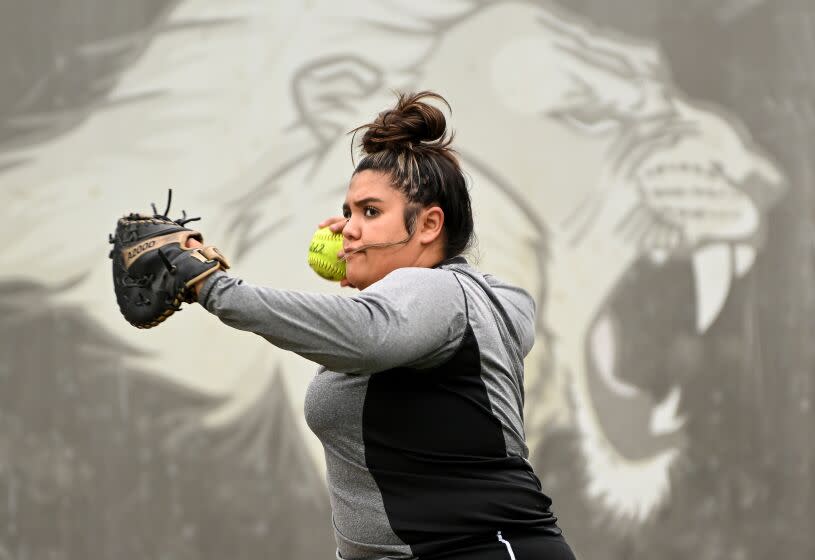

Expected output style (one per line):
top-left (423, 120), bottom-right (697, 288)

top-left (318, 215), bottom-right (347, 233)
top-left (318, 215), bottom-right (345, 227)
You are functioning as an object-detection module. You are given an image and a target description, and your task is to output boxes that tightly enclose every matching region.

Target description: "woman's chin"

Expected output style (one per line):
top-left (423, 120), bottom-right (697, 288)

top-left (347, 269), bottom-right (387, 291)
top-left (345, 271), bottom-right (366, 290)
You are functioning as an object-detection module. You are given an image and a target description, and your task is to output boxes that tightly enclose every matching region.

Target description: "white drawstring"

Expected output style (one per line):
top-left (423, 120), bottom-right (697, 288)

top-left (496, 530), bottom-right (517, 560)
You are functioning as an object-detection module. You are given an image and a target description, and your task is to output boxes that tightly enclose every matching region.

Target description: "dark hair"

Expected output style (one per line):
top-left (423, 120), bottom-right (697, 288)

top-left (350, 91), bottom-right (474, 259)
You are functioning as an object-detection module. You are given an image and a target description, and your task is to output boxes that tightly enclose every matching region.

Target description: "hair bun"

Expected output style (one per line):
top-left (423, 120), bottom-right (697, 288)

top-left (356, 91), bottom-right (452, 154)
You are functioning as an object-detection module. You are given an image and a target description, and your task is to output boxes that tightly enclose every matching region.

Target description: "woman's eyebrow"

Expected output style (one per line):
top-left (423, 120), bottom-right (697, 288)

top-left (343, 197), bottom-right (385, 212)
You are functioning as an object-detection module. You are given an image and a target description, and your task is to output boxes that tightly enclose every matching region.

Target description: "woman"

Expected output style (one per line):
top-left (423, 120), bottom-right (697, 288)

top-left (189, 91), bottom-right (575, 560)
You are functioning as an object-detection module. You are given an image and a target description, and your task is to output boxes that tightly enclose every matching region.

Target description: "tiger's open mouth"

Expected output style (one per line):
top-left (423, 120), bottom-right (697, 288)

top-left (579, 153), bottom-right (763, 463)
top-left (564, 132), bottom-right (783, 522)
top-left (584, 256), bottom-right (706, 462)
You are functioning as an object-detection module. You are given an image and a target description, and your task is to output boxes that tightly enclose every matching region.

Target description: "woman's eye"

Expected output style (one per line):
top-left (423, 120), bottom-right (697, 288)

top-left (342, 209), bottom-right (351, 219)
top-left (363, 206), bottom-right (379, 217)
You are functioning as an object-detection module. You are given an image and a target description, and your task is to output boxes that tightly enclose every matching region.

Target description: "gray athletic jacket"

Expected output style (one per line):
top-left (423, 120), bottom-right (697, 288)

top-left (199, 257), bottom-right (560, 559)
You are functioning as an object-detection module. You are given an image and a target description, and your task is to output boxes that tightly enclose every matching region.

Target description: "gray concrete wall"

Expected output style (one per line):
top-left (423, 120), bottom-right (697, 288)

top-left (0, 1), bottom-right (812, 558)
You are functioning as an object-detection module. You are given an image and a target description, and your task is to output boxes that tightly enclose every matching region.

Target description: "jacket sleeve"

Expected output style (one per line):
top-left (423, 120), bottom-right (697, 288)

top-left (198, 267), bottom-right (468, 375)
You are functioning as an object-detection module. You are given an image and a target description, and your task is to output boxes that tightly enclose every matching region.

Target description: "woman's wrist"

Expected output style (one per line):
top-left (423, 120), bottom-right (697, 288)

top-left (185, 237), bottom-right (208, 302)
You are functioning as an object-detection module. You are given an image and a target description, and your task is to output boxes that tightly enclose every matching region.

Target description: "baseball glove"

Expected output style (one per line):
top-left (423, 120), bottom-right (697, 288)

top-left (108, 190), bottom-right (230, 329)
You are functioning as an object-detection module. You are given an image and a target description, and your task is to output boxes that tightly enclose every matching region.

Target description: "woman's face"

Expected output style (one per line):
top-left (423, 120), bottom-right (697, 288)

top-left (341, 170), bottom-right (421, 290)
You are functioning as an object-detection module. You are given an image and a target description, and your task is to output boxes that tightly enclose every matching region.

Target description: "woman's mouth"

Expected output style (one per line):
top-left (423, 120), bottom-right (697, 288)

top-left (342, 247), bottom-right (366, 260)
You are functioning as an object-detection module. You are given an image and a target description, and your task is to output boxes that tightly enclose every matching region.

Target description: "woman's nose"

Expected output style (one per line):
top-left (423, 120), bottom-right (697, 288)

top-left (342, 217), bottom-right (358, 240)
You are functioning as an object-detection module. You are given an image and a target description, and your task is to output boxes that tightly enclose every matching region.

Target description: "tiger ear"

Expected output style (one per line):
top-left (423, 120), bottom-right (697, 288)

top-left (290, 56), bottom-right (384, 146)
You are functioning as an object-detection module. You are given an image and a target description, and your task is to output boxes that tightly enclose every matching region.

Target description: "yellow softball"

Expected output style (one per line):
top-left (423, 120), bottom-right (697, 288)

top-left (308, 227), bottom-right (346, 281)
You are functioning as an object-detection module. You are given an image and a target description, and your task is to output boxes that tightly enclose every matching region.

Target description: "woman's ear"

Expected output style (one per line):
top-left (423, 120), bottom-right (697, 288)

top-left (418, 206), bottom-right (445, 245)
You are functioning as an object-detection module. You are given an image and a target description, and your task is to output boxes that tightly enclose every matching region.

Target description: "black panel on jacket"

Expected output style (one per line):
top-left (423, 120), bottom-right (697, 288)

top-left (362, 324), bottom-right (559, 558)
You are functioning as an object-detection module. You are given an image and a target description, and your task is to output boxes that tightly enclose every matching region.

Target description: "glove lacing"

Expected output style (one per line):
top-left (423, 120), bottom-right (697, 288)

top-left (112, 189), bottom-right (204, 295)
